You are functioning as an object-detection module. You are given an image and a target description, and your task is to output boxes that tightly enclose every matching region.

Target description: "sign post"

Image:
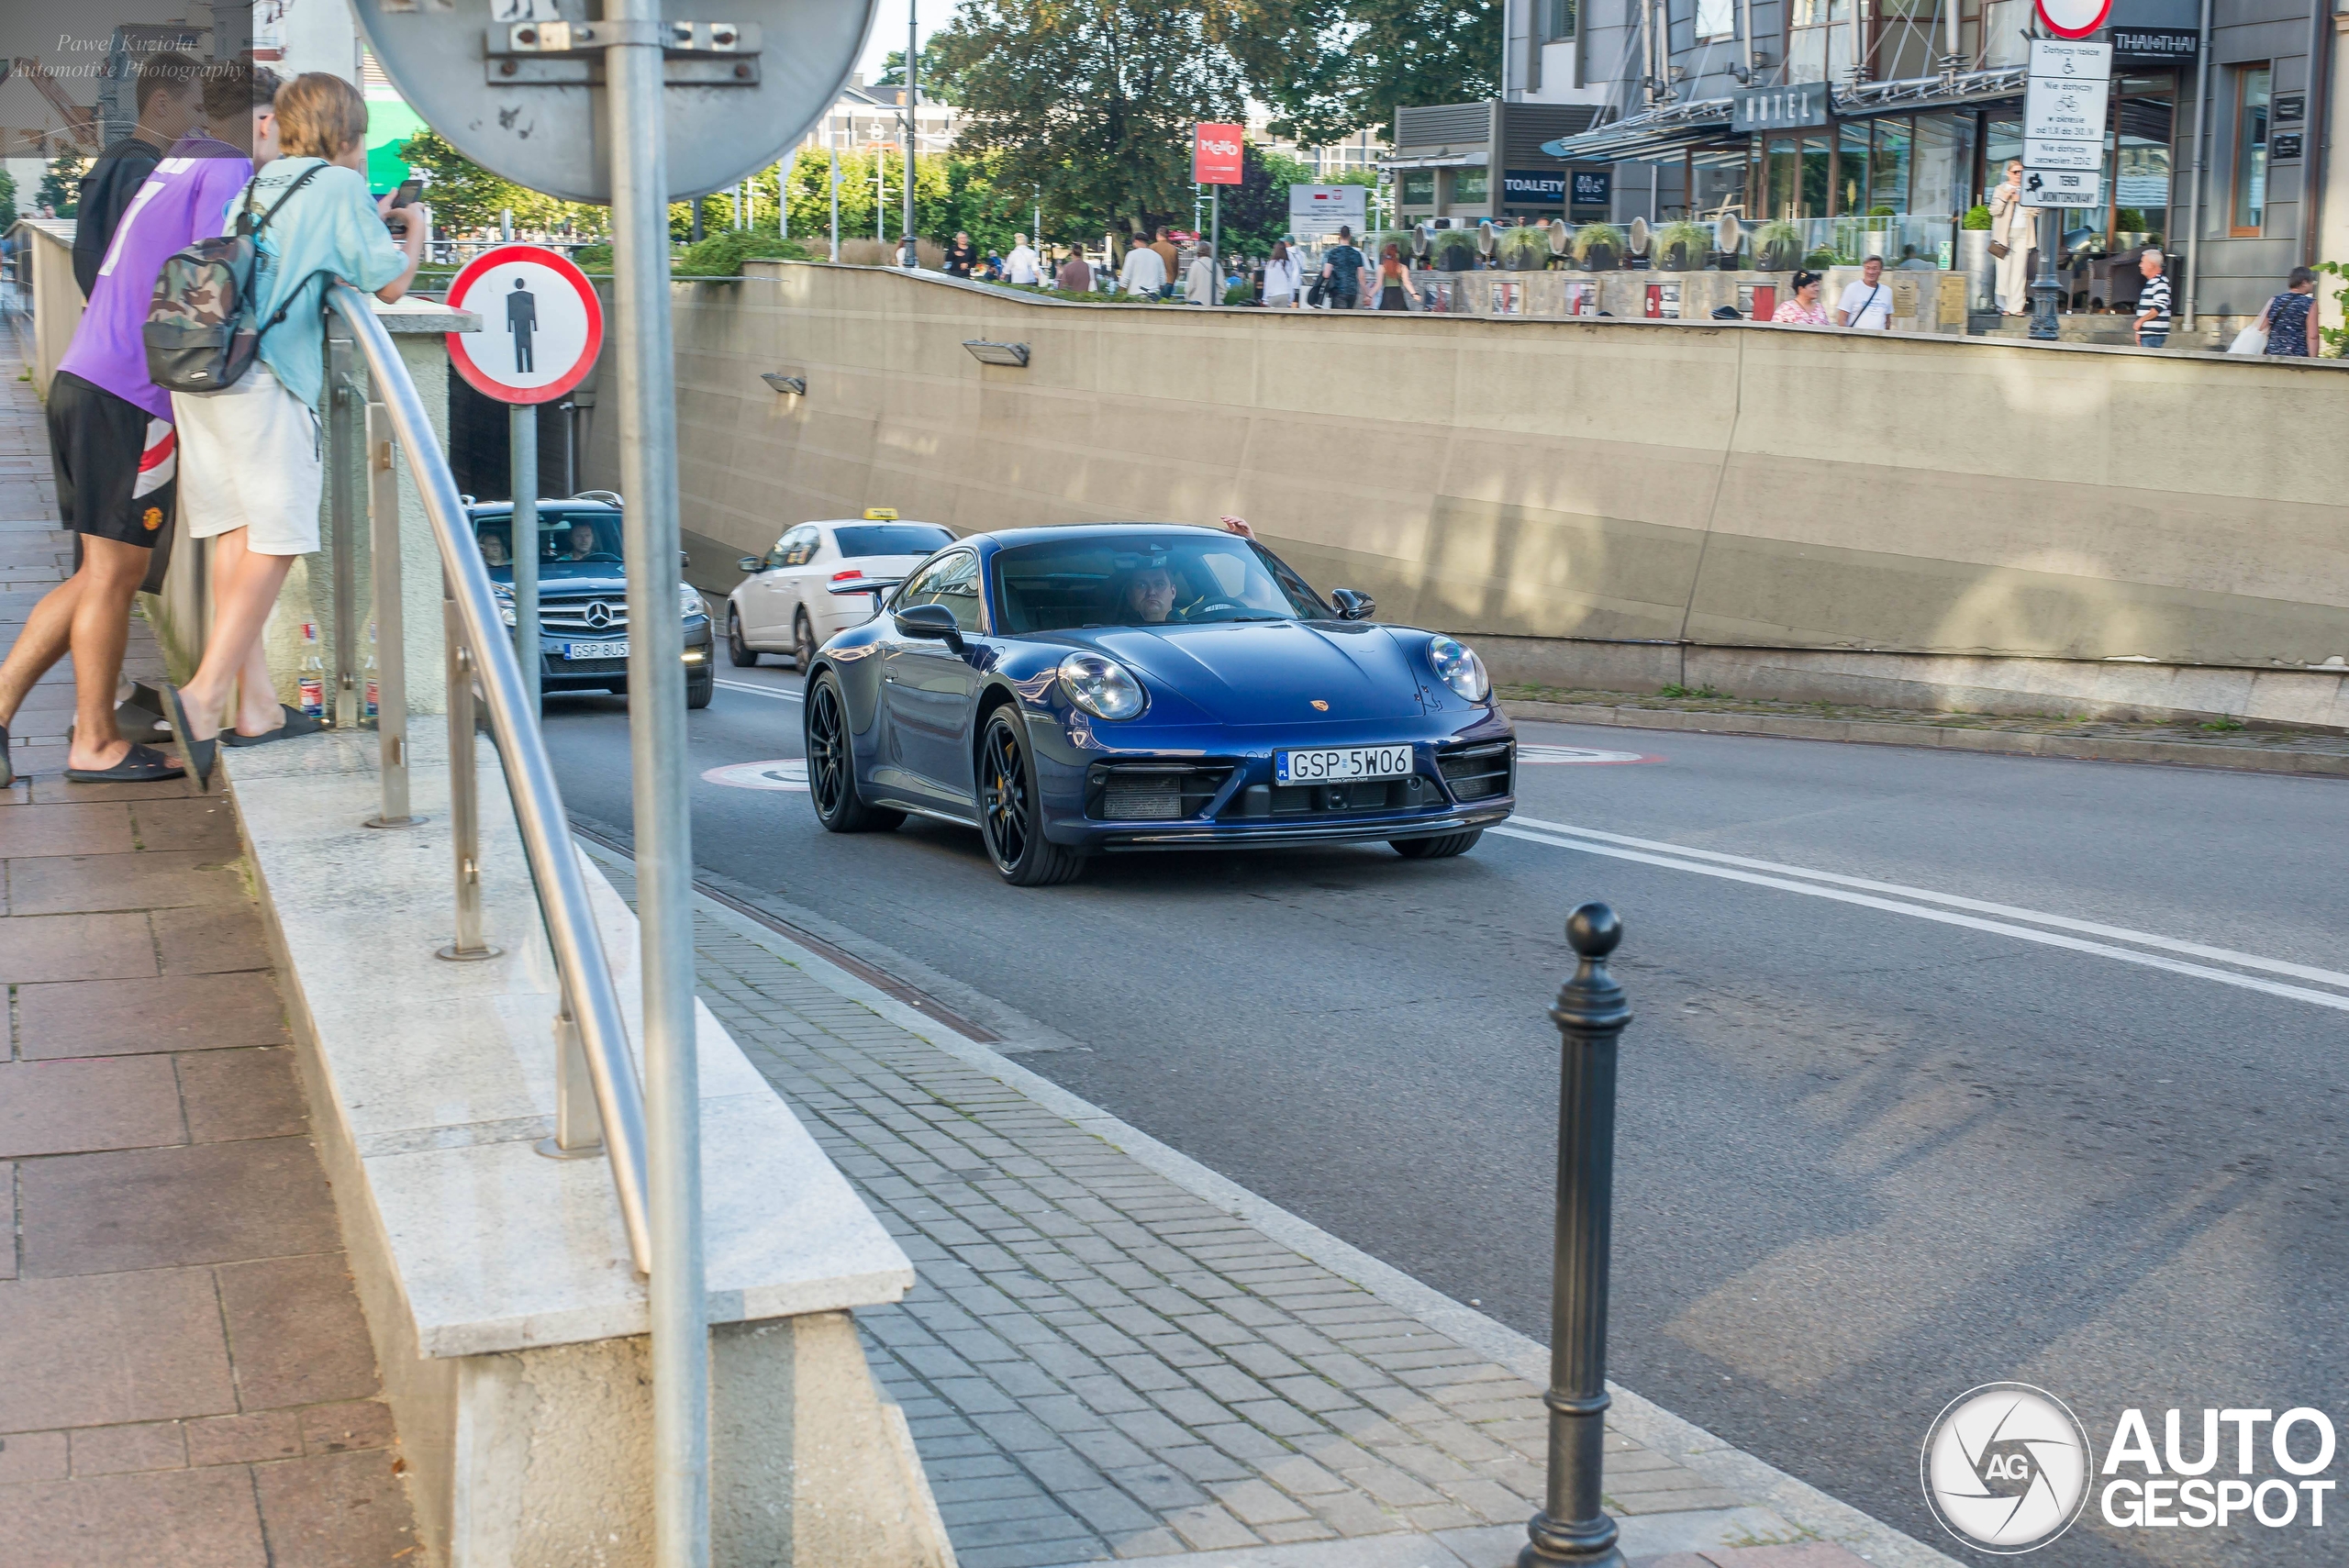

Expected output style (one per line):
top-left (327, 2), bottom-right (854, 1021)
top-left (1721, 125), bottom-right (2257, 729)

top-left (2020, 37), bottom-right (2113, 339)
top-left (443, 243), bottom-right (606, 719)
top-left (1194, 122), bottom-right (1243, 294)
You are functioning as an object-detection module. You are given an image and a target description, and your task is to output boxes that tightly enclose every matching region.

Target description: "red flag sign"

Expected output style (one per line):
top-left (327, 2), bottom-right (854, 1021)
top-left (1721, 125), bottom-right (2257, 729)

top-left (1193, 123), bottom-right (1243, 185)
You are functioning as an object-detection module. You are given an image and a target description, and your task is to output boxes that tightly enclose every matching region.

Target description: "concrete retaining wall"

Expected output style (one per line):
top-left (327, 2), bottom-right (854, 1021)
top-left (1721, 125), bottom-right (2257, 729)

top-left (607, 262), bottom-right (2349, 728)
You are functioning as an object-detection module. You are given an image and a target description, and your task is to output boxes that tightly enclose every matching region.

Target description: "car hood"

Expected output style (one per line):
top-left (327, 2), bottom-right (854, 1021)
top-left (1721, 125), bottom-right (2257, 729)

top-left (489, 562), bottom-right (630, 595)
top-left (1066, 620), bottom-right (1427, 724)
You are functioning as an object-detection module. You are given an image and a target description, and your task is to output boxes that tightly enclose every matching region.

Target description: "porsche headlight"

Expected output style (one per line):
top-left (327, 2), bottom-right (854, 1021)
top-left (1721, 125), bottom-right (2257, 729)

top-left (1058, 651), bottom-right (1146, 720)
top-left (679, 583), bottom-right (707, 619)
top-left (1428, 635), bottom-right (1490, 703)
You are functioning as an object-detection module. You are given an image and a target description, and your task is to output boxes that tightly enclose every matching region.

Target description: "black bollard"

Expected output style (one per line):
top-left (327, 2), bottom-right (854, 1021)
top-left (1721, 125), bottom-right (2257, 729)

top-left (1521, 903), bottom-right (1631, 1568)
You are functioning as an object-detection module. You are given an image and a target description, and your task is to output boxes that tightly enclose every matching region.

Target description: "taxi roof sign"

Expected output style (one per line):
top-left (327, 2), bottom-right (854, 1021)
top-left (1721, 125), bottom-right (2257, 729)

top-left (863, 507), bottom-right (899, 520)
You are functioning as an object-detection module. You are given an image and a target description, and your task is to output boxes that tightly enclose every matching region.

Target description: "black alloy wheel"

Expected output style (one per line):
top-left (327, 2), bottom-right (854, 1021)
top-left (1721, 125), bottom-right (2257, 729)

top-left (727, 608), bottom-right (760, 667)
top-left (792, 609), bottom-right (818, 672)
top-left (804, 671), bottom-right (902, 832)
top-left (1391, 830), bottom-right (1483, 860)
top-left (978, 709), bottom-right (1085, 886)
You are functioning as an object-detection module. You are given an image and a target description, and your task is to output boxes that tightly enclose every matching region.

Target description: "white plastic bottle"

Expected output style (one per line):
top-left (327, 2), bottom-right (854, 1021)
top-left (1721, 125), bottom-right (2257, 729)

top-left (298, 622), bottom-right (326, 718)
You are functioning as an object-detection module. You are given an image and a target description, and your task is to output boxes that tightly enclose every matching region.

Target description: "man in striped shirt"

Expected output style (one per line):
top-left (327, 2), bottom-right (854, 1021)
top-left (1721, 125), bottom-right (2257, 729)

top-left (2133, 248), bottom-right (2172, 348)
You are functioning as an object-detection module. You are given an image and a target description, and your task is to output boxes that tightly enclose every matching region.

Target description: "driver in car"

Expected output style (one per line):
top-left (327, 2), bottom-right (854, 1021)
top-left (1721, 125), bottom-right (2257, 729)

top-left (562, 522), bottom-right (601, 561)
top-left (1119, 564), bottom-right (1181, 623)
top-left (480, 532), bottom-right (510, 567)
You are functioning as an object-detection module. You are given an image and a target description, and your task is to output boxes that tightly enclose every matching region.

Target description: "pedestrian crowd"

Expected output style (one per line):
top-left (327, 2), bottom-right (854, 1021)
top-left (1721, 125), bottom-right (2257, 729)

top-left (0, 57), bottom-right (421, 790)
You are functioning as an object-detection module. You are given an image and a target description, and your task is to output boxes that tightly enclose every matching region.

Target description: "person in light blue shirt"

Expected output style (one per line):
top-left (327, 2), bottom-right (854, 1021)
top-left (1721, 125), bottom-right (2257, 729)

top-left (163, 72), bottom-right (421, 787)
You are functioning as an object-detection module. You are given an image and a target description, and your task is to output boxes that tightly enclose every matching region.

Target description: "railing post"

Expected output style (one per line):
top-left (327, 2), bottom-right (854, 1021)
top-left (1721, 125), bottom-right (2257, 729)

top-left (364, 403), bottom-right (419, 829)
top-left (537, 996), bottom-right (607, 1159)
top-left (438, 595), bottom-right (501, 962)
top-left (1521, 903), bottom-right (1631, 1568)
top-left (328, 331), bottom-right (362, 729)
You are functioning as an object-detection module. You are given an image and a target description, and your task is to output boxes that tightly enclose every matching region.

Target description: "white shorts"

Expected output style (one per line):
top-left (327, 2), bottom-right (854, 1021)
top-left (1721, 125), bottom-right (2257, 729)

top-left (172, 366), bottom-right (322, 556)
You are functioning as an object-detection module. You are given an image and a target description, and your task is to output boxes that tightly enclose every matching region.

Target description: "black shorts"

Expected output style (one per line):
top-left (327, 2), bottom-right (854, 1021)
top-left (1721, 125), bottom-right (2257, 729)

top-left (48, 370), bottom-right (175, 550)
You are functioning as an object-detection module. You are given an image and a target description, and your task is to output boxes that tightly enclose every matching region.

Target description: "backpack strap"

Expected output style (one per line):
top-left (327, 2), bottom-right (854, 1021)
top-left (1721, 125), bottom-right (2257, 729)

top-left (237, 161), bottom-right (330, 239)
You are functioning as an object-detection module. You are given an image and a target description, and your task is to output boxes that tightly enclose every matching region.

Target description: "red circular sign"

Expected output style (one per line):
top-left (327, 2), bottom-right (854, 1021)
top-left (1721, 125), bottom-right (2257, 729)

top-left (442, 243), bottom-right (605, 406)
top-left (2034, 0), bottom-right (2113, 39)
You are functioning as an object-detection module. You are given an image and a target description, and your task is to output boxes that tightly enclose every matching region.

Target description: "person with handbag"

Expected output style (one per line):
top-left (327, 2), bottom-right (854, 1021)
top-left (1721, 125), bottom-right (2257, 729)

top-left (1374, 243), bottom-right (1420, 311)
top-left (160, 72), bottom-right (420, 789)
top-left (0, 60), bottom-right (272, 786)
top-left (2256, 266), bottom-right (2318, 357)
top-left (1989, 160), bottom-right (2032, 317)
top-left (1834, 256), bottom-right (1894, 330)
top-left (1262, 239), bottom-right (1302, 308)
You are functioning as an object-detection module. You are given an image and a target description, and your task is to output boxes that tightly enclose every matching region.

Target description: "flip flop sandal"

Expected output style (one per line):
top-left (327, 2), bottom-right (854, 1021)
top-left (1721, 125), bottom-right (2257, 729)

top-left (221, 704), bottom-right (328, 748)
top-left (64, 743), bottom-right (187, 784)
top-left (158, 684), bottom-right (217, 794)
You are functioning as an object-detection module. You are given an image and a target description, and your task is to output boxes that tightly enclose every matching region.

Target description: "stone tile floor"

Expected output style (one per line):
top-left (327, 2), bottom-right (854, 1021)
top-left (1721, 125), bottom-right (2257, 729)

top-left (0, 346), bottom-right (419, 1565)
top-left (593, 853), bottom-right (1918, 1568)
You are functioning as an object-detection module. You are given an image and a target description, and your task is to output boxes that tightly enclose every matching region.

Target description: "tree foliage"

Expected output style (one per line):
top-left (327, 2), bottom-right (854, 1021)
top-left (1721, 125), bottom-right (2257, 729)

top-left (931, 0), bottom-right (1246, 246)
top-left (0, 168), bottom-right (16, 230)
top-left (395, 129), bottom-right (606, 236)
top-left (39, 152), bottom-right (89, 217)
top-left (1210, 0), bottom-right (1500, 148)
top-left (875, 46), bottom-right (949, 91)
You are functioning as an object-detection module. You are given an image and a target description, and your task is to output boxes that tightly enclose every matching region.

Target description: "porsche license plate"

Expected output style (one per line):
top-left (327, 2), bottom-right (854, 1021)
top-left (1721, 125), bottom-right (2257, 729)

top-left (565, 639), bottom-right (628, 660)
top-left (1276, 745), bottom-right (1415, 784)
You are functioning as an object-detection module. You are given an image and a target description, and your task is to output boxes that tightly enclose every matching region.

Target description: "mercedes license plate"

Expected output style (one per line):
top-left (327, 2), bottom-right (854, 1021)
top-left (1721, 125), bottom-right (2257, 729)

top-left (1275, 745), bottom-right (1414, 784)
top-left (566, 639), bottom-right (628, 660)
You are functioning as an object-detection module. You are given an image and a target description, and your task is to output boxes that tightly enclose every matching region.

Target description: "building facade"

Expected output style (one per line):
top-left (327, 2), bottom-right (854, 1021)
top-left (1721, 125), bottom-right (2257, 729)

top-left (1525, 0), bottom-right (2339, 326)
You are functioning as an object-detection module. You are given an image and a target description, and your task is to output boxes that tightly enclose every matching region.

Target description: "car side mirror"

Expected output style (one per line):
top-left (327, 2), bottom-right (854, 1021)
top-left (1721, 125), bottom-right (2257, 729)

top-left (893, 601), bottom-right (965, 652)
top-left (1330, 588), bottom-right (1375, 621)
top-left (737, 555), bottom-right (762, 574)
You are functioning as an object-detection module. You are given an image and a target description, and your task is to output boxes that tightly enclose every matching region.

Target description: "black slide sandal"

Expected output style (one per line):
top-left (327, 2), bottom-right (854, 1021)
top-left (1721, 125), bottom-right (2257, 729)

top-left (221, 704), bottom-right (328, 748)
top-left (65, 743), bottom-right (188, 784)
top-left (159, 684), bottom-right (217, 793)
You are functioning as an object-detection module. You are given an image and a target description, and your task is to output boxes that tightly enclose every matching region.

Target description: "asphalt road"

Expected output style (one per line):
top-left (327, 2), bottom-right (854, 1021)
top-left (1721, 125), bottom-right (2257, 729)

top-left (542, 662), bottom-right (2348, 1568)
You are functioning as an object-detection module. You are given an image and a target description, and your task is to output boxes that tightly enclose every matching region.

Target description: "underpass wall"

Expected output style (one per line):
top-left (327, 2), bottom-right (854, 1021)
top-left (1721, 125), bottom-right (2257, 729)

top-left (607, 261), bottom-right (2349, 728)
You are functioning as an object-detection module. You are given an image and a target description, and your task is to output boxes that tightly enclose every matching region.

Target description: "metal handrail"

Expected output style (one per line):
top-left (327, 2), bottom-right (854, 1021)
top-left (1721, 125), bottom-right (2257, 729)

top-left (328, 282), bottom-right (654, 1275)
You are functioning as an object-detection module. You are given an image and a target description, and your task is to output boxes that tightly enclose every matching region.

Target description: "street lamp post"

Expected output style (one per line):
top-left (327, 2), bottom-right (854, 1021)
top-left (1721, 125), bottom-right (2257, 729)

top-left (2028, 205), bottom-right (2063, 340)
top-left (1520, 904), bottom-right (1631, 1568)
top-left (903, 0), bottom-right (918, 248)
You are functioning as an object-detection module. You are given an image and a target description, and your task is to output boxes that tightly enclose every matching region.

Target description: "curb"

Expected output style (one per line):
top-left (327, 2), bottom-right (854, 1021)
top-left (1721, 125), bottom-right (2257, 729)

top-left (1502, 700), bottom-right (2349, 779)
top-left (576, 835), bottom-right (1962, 1568)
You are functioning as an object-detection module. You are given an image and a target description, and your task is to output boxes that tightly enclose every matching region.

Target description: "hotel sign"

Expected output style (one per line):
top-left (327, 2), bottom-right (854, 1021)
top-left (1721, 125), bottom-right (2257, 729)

top-left (1731, 83), bottom-right (1831, 133)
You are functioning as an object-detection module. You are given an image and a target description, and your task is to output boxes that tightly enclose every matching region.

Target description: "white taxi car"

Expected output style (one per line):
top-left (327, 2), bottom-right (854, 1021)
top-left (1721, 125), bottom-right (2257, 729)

top-left (725, 510), bottom-right (955, 669)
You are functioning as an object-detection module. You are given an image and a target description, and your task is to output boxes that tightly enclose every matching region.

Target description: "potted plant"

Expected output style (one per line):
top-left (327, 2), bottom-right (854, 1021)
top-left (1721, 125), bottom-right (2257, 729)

top-left (1573, 223), bottom-right (1620, 272)
top-left (1656, 220), bottom-right (1710, 272)
top-left (1755, 219), bottom-right (1803, 272)
top-left (1497, 224), bottom-right (1551, 272)
top-left (1432, 230), bottom-right (1479, 272)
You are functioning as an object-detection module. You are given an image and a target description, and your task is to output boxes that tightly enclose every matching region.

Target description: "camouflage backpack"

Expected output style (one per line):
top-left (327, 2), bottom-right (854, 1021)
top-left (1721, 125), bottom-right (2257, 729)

top-left (143, 162), bottom-right (328, 396)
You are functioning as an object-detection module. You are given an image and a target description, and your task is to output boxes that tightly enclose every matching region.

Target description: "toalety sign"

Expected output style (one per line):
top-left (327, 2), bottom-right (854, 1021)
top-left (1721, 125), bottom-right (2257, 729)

top-left (1922, 1386), bottom-right (2340, 1552)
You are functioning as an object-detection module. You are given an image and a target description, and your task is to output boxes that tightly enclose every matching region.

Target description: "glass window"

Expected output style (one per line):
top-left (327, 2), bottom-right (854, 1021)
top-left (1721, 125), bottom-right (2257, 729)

top-left (991, 537), bottom-right (1329, 634)
top-left (1801, 136), bottom-right (1831, 219)
top-left (1696, 0), bottom-right (1735, 39)
top-left (1911, 113), bottom-right (1961, 219)
top-left (1766, 138), bottom-right (1798, 220)
top-left (833, 523), bottom-right (953, 559)
top-left (549, 516), bottom-right (622, 562)
top-left (2114, 95), bottom-right (2173, 241)
top-left (1870, 119), bottom-right (1910, 214)
top-left (1690, 148), bottom-right (1749, 219)
top-left (1401, 170), bottom-right (1436, 206)
top-left (896, 550), bottom-right (983, 630)
top-left (1544, 0), bottom-right (1577, 40)
top-left (2232, 65), bottom-right (2270, 234)
top-left (771, 524), bottom-right (818, 568)
top-left (1452, 167), bottom-right (1489, 206)
top-left (1837, 122), bottom-right (1869, 215)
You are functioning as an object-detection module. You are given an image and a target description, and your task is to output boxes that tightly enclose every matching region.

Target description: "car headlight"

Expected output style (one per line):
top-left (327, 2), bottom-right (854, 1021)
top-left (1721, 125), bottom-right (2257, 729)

top-left (679, 583), bottom-right (707, 619)
top-left (490, 586), bottom-right (517, 628)
top-left (1428, 635), bottom-right (1490, 703)
top-left (1058, 651), bottom-right (1146, 720)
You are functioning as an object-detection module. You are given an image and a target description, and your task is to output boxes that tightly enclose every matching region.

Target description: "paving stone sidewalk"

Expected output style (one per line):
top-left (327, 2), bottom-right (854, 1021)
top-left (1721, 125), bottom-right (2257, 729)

top-left (0, 345), bottom-right (419, 1564)
top-left (594, 855), bottom-right (1904, 1568)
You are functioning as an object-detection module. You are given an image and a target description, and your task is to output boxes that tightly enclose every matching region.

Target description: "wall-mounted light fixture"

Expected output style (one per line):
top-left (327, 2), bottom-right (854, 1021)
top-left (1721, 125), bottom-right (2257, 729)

top-left (962, 340), bottom-right (1030, 367)
top-left (761, 373), bottom-right (807, 395)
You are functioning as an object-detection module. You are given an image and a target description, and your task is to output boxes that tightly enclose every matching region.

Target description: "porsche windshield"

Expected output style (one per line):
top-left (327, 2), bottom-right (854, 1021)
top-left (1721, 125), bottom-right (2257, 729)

top-left (992, 536), bottom-right (1330, 633)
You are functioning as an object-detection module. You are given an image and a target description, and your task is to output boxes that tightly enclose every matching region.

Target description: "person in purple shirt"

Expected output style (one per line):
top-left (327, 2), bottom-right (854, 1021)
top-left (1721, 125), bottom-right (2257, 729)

top-left (0, 61), bottom-right (276, 785)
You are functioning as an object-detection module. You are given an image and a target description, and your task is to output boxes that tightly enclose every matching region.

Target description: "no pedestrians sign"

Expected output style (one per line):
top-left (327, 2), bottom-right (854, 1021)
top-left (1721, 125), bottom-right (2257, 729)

top-left (442, 244), bottom-right (605, 406)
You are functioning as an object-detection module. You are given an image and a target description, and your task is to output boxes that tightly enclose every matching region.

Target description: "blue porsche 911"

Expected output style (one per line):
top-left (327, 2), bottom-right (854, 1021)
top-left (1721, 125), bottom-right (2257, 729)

top-left (800, 523), bottom-right (1516, 885)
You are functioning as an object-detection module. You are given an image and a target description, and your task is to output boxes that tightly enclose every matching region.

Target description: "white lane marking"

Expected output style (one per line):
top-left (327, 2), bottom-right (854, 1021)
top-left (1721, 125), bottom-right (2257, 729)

top-left (715, 678), bottom-right (803, 703)
top-left (1519, 744), bottom-right (1661, 765)
top-left (1491, 824), bottom-right (2349, 1015)
top-left (703, 758), bottom-right (806, 791)
top-left (1510, 815), bottom-right (2349, 993)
